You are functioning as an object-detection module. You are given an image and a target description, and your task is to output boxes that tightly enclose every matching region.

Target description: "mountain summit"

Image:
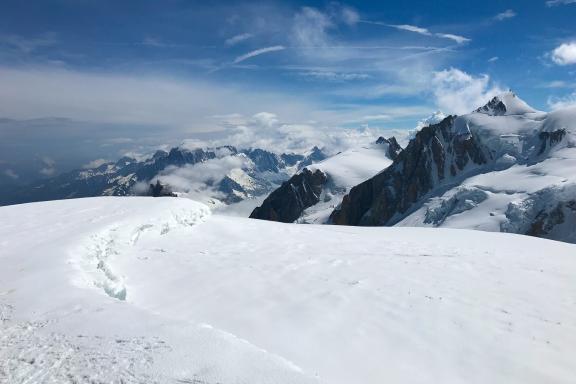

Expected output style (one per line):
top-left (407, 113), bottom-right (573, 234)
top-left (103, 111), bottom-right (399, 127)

top-left (474, 91), bottom-right (539, 116)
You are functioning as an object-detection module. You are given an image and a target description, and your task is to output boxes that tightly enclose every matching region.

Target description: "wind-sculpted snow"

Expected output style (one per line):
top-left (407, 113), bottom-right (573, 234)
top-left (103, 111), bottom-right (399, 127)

top-left (1, 197), bottom-right (576, 383)
top-left (72, 200), bottom-right (210, 300)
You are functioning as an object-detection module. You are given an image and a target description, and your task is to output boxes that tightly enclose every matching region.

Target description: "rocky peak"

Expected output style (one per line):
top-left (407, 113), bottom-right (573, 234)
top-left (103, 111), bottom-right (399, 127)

top-left (250, 168), bottom-right (328, 223)
top-left (475, 92), bottom-right (537, 116)
top-left (375, 136), bottom-right (402, 161)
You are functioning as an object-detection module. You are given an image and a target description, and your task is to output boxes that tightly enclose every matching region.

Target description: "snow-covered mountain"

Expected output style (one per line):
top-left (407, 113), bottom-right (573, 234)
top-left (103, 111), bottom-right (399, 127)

top-left (0, 145), bottom-right (326, 209)
top-left (326, 92), bottom-right (576, 243)
top-left (1, 197), bottom-right (575, 383)
top-left (250, 137), bottom-right (401, 223)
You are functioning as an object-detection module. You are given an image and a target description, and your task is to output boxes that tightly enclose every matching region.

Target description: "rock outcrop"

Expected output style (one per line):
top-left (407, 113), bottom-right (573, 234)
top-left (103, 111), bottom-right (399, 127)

top-left (375, 136), bottom-right (402, 160)
top-left (249, 168), bottom-right (328, 223)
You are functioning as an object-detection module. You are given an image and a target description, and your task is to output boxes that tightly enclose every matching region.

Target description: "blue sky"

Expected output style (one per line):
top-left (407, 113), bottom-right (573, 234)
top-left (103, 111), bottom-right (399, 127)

top-left (1, 0), bottom-right (576, 183)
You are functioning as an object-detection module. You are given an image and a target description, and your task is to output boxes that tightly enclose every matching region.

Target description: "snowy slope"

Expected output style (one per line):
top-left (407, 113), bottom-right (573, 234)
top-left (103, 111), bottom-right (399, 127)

top-left (308, 143), bottom-right (394, 188)
top-left (2, 197), bottom-right (576, 383)
top-left (301, 142), bottom-right (395, 223)
top-left (475, 92), bottom-right (539, 116)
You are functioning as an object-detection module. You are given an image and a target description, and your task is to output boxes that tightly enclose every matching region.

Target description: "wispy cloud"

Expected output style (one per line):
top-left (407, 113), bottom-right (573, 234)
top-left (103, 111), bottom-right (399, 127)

top-left (541, 80), bottom-right (576, 88)
top-left (291, 7), bottom-right (334, 47)
top-left (361, 114), bottom-right (391, 122)
top-left (494, 9), bottom-right (516, 21)
top-left (0, 32), bottom-right (57, 53)
top-left (225, 33), bottom-right (253, 46)
top-left (488, 56), bottom-right (499, 62)
top-left (392, 24), bottom-right (432, 35)
top-left (546, 0), bottom-right (576, 6)
top-left (4, 169), bottom-right (19, 179)
top-left (82, 158), bottom-right (109, 169)
top-left (142, 36), bottom-right (166, 47)
top-left (233, 45), bottom-right (285, 64)
top-left (39, 156), bottom-right (56, 176)
top-left (298, 71), bottom-right (371, 82)
top-left (360, 21), bottom-right (470, 44)
top-left (435, 33), bottom-right (470, 44)
top-left (548, 92), bottom-right (576, 109)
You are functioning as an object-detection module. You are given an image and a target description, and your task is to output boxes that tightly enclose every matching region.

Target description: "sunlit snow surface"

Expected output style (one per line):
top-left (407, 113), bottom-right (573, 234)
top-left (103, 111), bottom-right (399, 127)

top-left (1, 197), bottom-right (576, 383)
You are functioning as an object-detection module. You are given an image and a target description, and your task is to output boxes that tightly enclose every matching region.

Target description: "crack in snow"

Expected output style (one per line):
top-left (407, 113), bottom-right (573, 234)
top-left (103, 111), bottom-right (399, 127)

top-left (72, 203), bottom-right (210, 301)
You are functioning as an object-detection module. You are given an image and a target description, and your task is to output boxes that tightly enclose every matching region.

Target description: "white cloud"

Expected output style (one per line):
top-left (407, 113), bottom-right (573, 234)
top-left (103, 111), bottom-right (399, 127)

top-left (494, 9), bottom-right (516, 21)
top-left (551, 42), bottom-right (576, 65)
top-left (488, 56), bottom-right (499, 62)
top-left (548, 93), bottom-right (576, 110)
top-left (225, 33), bottom-right (253, 46)
top-left (155, 155), bottom-right (250, 195)
top-left (435, 33), bottom-right (471, 44)
top-left (233, 45), bottom-right (285, 64)
top-left (298, 71), bottom-right (370, 82)
top-left (431, 68), bottom-right (505, 114)
top-left (362, 21), bottom-right (470, 44)
top-left (392, 24), bottom-right (432, 36)
top-left (546, 0), bottom-right (576, 6)
top-left (210, 112), bottom-right (408, 155)
top-left (4, 169), bottom-right (19, 179)
top-left (82, 158), bottom-right (110, 169)
top-left (0, 67), bottom-right (325, 130)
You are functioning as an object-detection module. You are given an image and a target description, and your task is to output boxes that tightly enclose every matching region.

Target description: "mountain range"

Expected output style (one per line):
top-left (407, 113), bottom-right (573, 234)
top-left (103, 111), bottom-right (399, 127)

top-left (252, 92), bottom-right (576, 244)
top-left (0, 145), bottom-right (326, 209)
top-left (2, 92), bottom-right (576, 244)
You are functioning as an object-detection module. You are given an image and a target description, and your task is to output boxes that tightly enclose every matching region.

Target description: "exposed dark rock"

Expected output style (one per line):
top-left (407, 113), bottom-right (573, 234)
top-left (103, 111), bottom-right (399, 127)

top-left (538, 129), bottom-right (566, 155)
top-left (475, 96), bottom-right (507, 116)
top-left (376, 136), bottom-right (403, 161)
top-left (330, 116), bottom-right (490, 226)
top-left (526, 204), bottom-right (565, 237)
top-left (149, 180), bottom-right (176, 197)
top-left (250, 168), bottom-right (328, 223)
